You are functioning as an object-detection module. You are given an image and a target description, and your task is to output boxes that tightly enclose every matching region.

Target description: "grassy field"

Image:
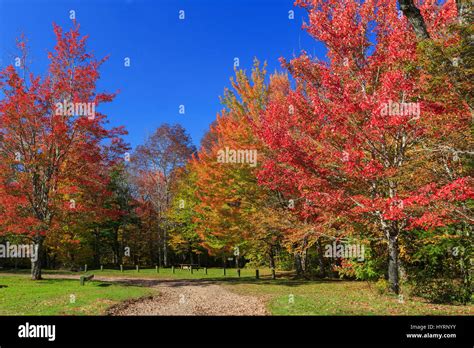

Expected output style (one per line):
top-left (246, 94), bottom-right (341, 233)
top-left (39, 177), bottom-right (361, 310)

top-left (1, 268), bottom-right (472, 315)
top-left (222, 279), bottom-right (474, 315)
top-left (0, 274), bottom-right (154, 315)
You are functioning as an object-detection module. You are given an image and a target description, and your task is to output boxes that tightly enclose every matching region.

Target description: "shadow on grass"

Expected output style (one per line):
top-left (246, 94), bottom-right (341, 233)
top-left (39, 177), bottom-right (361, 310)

top-left (98, 276), bottom-right (346, 289)
top-left (201, 276), bottom-right (341, 287)
top-left (97, 283), bottom-right (112, 287)
top-left (0, 268), bottom-right (346, 289)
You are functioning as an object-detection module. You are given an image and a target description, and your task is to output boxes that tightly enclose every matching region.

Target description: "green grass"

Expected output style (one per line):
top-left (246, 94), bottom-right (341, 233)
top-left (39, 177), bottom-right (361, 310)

top-left (0, 275), bottom-right (153, 315)
top-left (1, 268), bottom-right (472, 315)
top-left (222, 279), bottom-right (474, 315)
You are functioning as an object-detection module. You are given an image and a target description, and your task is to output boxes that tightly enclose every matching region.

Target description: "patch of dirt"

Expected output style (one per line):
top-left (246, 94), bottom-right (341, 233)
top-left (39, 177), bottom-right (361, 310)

top-left (107, 280), bottom-right (268, 316)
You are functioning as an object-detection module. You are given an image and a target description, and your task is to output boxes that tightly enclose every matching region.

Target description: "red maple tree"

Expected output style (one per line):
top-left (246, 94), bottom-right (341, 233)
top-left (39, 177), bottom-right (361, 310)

top-left (255, 0), bottom-right (473, 293)
top-left (0, 22), bottom-right (127, 279)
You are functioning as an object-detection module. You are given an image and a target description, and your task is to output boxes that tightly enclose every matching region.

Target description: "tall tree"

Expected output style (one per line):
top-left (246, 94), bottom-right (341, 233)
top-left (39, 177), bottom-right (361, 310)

top-left (191, 62), bottom-right (298, 267)
top-left (256, 0), bottom-right (472, 293)
top-left (0, 22), bottom-right (127, 279)
top-left (131, 124), bottom-right (195, 267)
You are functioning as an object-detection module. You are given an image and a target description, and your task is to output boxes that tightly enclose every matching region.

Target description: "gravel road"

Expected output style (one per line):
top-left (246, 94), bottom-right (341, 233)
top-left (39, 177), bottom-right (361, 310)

top-left (107, 279), bottom-right (268, 316)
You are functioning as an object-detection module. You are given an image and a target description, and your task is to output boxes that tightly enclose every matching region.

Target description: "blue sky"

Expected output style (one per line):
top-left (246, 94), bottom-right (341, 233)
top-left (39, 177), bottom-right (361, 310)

top-left (0, 0), bottom-right (325, 149)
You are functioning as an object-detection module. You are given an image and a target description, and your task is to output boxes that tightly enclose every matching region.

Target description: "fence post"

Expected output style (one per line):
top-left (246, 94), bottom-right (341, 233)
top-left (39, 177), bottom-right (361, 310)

top-left (223, 268), bottom-right (226, 276)
top-left (84, 264), bottom-right (87, 273)
top-left (100, 265), bottom-right (103, 271)
top-left (136, 264), bottom-right (139, 272)
top-left (156, 265), bottom-right (159, 273)
top-left (205, 267), bottom-right (208, 275)
top-left (237, 269), bottom-right (241, 278)
top-left (191, 265), bottom-right (193, 274)
top-left (272, 268), bottom-right (276, 280)
top-left (120, 264), bottom-right (123, 272)
top-left (256, 269), bottom-right (259, 279)
top-left (172, 266), bottom-right (175, 274)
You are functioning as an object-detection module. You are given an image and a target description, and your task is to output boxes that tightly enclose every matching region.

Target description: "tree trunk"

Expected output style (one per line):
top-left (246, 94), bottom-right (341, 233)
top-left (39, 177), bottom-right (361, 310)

top-left (269, 246), bottom-right (275, 269)
top-left (294, 252), bottom-right (303, 277)
top-left (113, 226), bottom-right (121, 266)
top-left (163, 229), bottom-right (168, 267)
top-left (158, 239), bottom-right (162, 268)
top-left (93, 228), bottom-right (100, 268)
top-left (317, 239), bottom-right (326, 278)
top-left (301, 249), bottom-right (307, 273)
top-left (388, 233), bottom-right (400, 294)
top-left (31, 236), bottom-right (45, 280)
top-left (68, 251), bottom-right (76, 271)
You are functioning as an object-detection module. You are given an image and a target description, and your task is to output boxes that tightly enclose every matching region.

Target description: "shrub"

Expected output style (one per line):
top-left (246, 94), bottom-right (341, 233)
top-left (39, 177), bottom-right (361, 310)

top-left (375, 278), bottom-right (389, 295)
top-left (403, 225), bottom-right (472, 304)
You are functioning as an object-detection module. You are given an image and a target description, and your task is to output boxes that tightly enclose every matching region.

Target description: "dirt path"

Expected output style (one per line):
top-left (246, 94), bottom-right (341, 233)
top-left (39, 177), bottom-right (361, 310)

top-left (108, 279), bottom-right (268, 316)
top-left (39, 274), bottom-right (268, 316)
